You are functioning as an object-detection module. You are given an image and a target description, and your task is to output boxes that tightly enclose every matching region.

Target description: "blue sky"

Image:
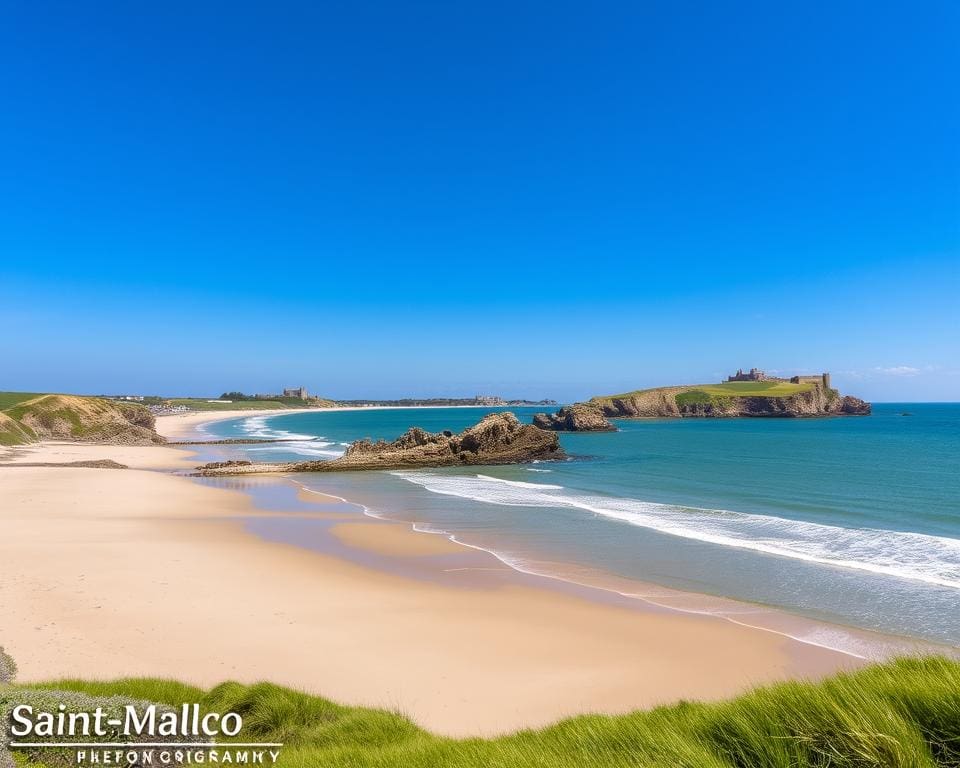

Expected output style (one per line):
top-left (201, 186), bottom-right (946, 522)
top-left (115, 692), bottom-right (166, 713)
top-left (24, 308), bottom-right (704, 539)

top-left (1, 2), bottom-right (957, 402)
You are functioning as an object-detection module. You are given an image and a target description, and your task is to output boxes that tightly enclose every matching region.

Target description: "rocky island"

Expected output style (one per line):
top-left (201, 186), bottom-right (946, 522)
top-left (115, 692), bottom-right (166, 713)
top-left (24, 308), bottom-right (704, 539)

top-left (532, 403), bottom-right (616, 432)
top-left (530, 371), bottom-right (870, 431)
top-left (196, 412), bottom-right (565, 476)
top-left (590, 370), bottom-right (870, 420)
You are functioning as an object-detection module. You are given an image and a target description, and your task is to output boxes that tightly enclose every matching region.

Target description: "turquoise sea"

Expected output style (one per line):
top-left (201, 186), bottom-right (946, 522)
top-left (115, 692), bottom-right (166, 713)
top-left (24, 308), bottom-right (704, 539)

top-left (203, 404), bottom-right (960, 651)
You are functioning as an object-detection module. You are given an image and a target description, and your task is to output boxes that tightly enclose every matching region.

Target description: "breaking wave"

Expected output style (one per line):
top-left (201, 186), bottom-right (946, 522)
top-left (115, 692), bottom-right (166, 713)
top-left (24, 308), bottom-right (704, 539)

top-left (238, 415), bottom-right (345, 458)
top-left (392, 471), bottom-right (960, 590)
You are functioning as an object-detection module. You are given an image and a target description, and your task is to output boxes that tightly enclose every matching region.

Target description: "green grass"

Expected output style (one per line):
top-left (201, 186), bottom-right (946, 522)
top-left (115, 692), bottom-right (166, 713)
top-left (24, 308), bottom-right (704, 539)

top-left (0, 417), bottom-right (35, 446)
top-left (5, 400), bottom-right (85, 438)
top-left (10, 656), bottom-right (960, 767)
top-left (0, 392), bottom-right (47, 445)
top-left (693, 381), bottom-right (813, 396)
top-left (674, 389), bottom-right (730, 407)
top-left (596, 380), bottom-right (814, 402)
top-left (0, 392), bottom-right (47, 410)
top-left (0, 431), bottom-right (24, 446)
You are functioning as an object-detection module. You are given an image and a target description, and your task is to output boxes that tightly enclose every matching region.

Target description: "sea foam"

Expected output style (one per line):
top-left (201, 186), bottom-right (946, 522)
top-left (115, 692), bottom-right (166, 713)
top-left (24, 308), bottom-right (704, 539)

top-left (238, 416), bottom-right (345, 457)
top-left (392, 471), bottom-right (960, 590)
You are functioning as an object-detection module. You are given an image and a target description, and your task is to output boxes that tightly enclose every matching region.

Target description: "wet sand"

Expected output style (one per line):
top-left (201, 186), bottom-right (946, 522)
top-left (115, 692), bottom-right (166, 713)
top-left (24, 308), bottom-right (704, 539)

top-left (0, 417), bottom-right (875, 735)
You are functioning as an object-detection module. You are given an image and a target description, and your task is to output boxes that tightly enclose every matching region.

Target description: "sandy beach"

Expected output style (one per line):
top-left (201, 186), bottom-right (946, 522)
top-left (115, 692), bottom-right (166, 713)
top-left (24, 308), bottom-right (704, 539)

top-left (155, 405), bottom-right (503, 442)
top-left (155, 407), bottom-right (330, 441)
top-left (0, 411), bottom-right (870, 736)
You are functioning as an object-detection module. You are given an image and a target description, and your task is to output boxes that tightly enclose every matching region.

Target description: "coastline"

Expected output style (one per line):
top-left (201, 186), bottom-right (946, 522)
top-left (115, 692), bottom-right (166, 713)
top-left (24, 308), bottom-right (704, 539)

top-left (155, 405), bottom-right (519, 442)
top-left (290, 478), bottom-right (941, 662)
top-left (0, 409), bottom-right (941, 736)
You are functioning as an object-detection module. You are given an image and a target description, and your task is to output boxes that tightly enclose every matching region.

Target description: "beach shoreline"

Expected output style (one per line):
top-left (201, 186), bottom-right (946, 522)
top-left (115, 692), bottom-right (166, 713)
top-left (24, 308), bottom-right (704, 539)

top-left (154, 404), bottom-right (529, 441)
top-left (0, 409), bottom-right (940, 736)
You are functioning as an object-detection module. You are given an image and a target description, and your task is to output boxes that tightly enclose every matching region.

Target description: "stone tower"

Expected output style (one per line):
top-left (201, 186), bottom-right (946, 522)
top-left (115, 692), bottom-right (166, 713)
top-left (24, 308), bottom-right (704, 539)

top-left (822, 372), bottom-right (831, 390)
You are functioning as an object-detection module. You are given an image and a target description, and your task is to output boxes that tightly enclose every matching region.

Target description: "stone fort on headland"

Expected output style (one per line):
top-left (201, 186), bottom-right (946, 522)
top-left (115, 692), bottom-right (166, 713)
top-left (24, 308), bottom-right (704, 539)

top-left (727, 368), bottom-right (831, 389)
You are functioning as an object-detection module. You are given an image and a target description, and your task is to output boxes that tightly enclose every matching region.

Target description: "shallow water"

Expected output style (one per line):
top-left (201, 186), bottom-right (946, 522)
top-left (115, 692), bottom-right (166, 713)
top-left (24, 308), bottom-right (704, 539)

top-left (203, 404), bottom-right (960, 649)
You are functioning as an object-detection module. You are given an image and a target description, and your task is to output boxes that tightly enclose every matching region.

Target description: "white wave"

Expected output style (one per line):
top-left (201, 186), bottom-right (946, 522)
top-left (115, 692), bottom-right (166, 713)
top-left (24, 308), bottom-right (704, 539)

top-left (526, 468), bottom-right (553, 473)
top-left (245, 441), bottom-right (345, 458)
top-left (238, 415), bottom-right (317, 441)
top-left (289, 478), bottom-right (908, 659)
top-left (295, 448), bottom-right (345, 458)
top-left (246, 441), bottom-right (334, 450)
top-left (393, 472), bottom-right (960, 590)
top-left (230, 416), bottom-right (343, 457)
top-left (474, 474), bottom-right (564, 490)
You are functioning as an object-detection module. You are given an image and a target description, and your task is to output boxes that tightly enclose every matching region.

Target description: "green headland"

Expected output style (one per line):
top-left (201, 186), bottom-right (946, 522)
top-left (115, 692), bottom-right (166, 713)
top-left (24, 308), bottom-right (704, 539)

top-left (588, 370), bottom-right (870, 418)
top-left (600, 379), bottom-right (815, 403)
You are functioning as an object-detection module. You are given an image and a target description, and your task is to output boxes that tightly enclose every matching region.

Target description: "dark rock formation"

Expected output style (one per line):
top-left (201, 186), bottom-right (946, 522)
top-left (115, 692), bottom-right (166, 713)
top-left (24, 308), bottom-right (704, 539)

top-left (195, 412), bottom-right (565, 476)
top-left (533, 403), bottom-right (615, 432)
top-left (198, 460), bottom-right (254, 470)
top-left (835, 396), bottom-right (871, 415)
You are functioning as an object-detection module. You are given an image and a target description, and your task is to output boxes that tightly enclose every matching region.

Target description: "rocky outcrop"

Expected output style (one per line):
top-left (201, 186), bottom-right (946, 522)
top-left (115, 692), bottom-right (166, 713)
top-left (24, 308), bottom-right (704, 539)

top-left (200, 460), bottom-right (255, 470)
top-left (591, 388), bottom-right (686, 418)
top-left (592, 384), bottom-right (871, 419)
top-left (533, 403), bottom-right (615, 432)
top-left (196, 412), bottom-right (565, 476)
top-left (835, 395), bottom-right (871, 415)
top-left (3, 395), bottom-right (165, 445)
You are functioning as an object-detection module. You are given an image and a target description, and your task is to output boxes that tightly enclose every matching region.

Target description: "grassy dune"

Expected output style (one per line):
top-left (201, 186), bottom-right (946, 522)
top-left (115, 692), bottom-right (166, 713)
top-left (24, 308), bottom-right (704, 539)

top-left (0, 413), bottom-right (35, 446)
top-left (0, 392), bottom-right (48, 445)
top-left (0, 392), bottom-right (48, 410)
top-left (10, 657), bottom-right (960, 767)
top-left (0, 391), bottom-right (339, 446)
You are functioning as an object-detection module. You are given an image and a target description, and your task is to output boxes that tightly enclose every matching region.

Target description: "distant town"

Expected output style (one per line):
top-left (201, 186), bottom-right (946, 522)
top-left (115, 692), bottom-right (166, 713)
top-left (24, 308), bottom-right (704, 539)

top-left (97, 388), bottom-right (557, 415)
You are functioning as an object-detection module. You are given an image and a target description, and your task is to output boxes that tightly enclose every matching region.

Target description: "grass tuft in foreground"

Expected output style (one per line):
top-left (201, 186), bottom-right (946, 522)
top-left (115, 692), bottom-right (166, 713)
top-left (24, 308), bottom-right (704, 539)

top-left (7, 656), bottom-right (959, 767)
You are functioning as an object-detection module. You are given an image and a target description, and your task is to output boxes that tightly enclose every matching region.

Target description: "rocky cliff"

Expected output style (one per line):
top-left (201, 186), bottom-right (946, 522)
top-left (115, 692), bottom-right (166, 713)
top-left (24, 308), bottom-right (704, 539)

top-left (591, 383), bottom-right (870, 419)
top-left (532, 403), bottom-right (615, 431)
top-left (2, 395), bottom-right (165, 445)
top-left (196, 412), bottom-right (565, 475)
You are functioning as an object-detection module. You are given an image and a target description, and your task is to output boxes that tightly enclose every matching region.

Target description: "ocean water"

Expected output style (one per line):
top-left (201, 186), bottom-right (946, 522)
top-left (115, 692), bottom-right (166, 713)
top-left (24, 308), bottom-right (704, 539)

top-left (204, 404), bottom-right (960, 649)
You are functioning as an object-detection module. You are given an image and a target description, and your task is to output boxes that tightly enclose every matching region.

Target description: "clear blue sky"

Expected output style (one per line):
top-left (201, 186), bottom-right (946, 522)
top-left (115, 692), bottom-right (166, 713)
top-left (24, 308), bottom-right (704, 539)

top-left (1, 2), bottom-right (957, 402)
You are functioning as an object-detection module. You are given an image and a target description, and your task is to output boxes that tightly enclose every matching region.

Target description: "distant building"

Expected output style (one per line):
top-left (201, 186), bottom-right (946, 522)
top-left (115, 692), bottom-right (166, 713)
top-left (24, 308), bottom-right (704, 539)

top-left (791, 373), bottom-right (832, 389)
top-left (475, 395), bottom-right (506, 406)
top-left (283, 387), bottom-right (309, 400)
top-left (726, 368), bottom-right (832, 389)
top-left (727, 368), bottom-right (769, 382)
